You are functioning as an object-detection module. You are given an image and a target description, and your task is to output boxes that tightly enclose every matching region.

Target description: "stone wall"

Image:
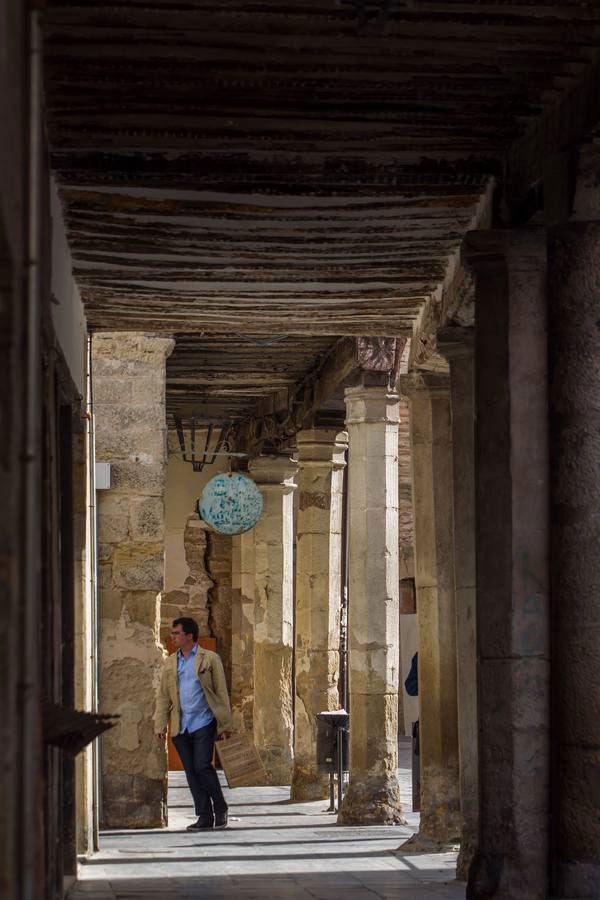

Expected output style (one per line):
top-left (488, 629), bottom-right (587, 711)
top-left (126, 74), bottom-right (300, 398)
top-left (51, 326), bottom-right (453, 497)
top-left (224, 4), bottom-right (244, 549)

top-left (93, 333), bottom-right (173, 828)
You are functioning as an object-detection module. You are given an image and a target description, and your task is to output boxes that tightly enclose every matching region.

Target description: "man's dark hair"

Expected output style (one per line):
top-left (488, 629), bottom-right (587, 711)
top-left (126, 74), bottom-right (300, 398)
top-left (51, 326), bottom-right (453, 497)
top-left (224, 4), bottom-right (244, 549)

top-left (173, 617), bottom-right (199, 642)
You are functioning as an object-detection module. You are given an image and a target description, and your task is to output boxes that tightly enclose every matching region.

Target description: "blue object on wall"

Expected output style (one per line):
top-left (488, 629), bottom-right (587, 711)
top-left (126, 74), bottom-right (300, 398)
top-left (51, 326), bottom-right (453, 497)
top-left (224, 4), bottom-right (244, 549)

top-left (198, 473), bottom-right (263, 535)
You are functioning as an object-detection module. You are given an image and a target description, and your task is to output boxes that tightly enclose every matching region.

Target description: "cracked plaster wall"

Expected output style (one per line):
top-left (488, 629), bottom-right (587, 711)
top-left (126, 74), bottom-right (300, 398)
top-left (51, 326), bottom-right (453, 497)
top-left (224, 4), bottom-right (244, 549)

top-left (160, 515), bottom-right (213, 644)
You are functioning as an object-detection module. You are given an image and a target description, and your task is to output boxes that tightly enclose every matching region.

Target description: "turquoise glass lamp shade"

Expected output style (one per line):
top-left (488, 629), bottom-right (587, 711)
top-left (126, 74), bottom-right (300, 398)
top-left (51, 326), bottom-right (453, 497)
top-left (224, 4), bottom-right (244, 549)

top-left (199, 473), bottom-right (263, 535)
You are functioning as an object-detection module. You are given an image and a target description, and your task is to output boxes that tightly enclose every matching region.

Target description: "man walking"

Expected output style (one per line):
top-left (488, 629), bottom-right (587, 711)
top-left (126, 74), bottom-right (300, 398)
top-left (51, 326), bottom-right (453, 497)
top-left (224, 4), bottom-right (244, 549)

top-left (155, 617), bottom-right (232, 831)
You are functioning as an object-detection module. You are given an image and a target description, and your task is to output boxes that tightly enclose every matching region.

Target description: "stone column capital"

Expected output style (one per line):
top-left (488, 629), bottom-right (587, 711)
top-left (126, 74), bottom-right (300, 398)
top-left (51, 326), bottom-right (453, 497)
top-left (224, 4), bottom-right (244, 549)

top-left (93, 332), bottom-right (175, 362)
top-left (249, 454), bottom-right (297, 490)
top-left (344, 383), bottom-right (400, 426)
top-left (399, 371), bottom-right (450, 400)
top-left (437, 326), bottom-right (474, 362)
top-left (296, 428), bottom-right (348, 469)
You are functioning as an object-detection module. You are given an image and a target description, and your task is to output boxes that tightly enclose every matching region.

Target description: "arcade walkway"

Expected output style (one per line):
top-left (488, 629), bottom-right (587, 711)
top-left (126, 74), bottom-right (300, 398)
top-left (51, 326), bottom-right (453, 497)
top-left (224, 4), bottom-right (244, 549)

top-left (69, 742), bottom-right (463, 899)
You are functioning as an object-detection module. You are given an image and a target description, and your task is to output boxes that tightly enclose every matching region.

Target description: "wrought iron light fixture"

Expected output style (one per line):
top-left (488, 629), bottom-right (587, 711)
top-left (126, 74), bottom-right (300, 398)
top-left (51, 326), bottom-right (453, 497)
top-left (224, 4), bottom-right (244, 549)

top-left (172, 417), bottom-right (246, 472)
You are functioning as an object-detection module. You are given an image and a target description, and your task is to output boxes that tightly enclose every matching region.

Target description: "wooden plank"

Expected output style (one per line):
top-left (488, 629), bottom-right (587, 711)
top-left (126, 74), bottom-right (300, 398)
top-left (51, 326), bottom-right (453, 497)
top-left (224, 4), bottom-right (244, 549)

top-left (215, 734), bottom-right (266, 788)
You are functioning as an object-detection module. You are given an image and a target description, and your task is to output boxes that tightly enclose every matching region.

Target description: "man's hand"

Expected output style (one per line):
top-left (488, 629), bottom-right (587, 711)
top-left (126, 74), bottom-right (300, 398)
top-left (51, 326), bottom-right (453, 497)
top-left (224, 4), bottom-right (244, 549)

top-left (218, 731), bottom-right (232, 740)
top-left (156, 732), bottom-right (167, 741)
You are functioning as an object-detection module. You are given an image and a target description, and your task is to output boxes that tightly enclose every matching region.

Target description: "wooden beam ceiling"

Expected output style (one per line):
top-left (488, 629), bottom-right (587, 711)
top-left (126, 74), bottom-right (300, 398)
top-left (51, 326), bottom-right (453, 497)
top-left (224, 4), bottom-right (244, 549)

top-left (166, 332), bottom-right (338, 426)
top-left (42, 1), bottom-right (600, 421)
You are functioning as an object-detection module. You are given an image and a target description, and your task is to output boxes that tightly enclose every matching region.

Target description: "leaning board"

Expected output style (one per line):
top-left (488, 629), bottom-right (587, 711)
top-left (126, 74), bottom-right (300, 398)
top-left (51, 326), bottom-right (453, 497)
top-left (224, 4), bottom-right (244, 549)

top-left (215, 734), bottom-right (266, 788)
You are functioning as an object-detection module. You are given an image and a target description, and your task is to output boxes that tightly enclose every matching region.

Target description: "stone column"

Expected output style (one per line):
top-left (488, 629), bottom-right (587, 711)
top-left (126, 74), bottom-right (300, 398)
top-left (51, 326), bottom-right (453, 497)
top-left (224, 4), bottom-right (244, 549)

top-left (93, 332), bottom-right (174, 828)
top-left (207, 530), bottom-right (234, 694)
top-left (338, 380), bottom-right (402, 825)
top-left (401, 371), bottom-right (461, 844)
top-left (249, 455), bottom-right (297, 785)
top-left (438, 327), bottom-right (478, 877)
top-left (230, 528), bottom-right (256, 736)
top-left (398, 394), bottom-right (417, 737)
top-left (548, 222), bottom-right (600, 899)
top-left (73, 421), bottom-right (94, 855)
top-left (291, 428), bottom-right (348, 801)
top-left (464, 230), bottom-right (550, 899)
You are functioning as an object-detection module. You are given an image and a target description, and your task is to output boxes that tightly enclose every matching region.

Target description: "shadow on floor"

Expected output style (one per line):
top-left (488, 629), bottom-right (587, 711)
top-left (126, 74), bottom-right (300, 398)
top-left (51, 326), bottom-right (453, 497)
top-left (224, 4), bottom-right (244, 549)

top-left (69, 869), bottom-right (465, 899)
top-left (70, 744), bottom-right (463, 899)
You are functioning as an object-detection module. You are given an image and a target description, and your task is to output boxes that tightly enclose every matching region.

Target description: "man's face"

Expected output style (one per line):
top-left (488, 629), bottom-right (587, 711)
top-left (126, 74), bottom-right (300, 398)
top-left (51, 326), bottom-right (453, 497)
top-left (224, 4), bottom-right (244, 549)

top-left (171, 624), bottom-right (193, 651)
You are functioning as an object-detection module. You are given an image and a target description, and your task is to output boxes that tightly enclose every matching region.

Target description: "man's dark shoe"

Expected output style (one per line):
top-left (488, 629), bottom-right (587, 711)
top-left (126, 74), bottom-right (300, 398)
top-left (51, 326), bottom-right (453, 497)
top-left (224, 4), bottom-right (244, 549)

top-left (186, 817), bottom-right (214, 832)
top-left (214, 810), bottom-right (228, 829)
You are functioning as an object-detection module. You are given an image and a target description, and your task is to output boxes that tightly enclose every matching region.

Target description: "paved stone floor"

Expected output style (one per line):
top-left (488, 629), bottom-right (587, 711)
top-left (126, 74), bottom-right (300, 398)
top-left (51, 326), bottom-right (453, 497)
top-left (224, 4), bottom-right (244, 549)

top-left (69, 741), bottom-right (465, 899)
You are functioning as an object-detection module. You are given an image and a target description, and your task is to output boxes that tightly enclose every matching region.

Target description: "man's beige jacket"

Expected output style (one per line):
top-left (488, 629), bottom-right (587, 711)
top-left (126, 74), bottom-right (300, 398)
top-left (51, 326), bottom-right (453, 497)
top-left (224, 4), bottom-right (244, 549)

top-left (154, 646), bottom-right (233, 736)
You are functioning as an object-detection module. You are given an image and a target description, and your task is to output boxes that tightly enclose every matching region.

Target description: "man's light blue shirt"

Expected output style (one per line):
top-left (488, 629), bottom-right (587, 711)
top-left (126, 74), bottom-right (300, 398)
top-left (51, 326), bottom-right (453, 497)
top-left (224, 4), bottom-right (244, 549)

top-left (177, 644), bottom-right (215, 733)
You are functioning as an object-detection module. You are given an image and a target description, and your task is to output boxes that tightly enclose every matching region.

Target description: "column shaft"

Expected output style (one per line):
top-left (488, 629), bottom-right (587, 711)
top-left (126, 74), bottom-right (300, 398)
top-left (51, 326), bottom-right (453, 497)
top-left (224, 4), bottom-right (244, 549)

top-left (548, 222), bottom-right (600, 899)
top-left (438, 329), bottom-right (478, 876)
top-left (291, 429), bottom-right (347, 801)
top-left (206, 531), bottom-right (233, 695)
top-left (465, 230), bottom-right (550, 900)
top-left (93, 332), bottom-right (173, 829)
top-left (403, 372), bottom-right (461, 843)
top-left (230, 528), bottom-right (256, 736)
top-left (339, 382), bottom-right (402, 825)
top-left (249, 455), bottom-right (297, 785)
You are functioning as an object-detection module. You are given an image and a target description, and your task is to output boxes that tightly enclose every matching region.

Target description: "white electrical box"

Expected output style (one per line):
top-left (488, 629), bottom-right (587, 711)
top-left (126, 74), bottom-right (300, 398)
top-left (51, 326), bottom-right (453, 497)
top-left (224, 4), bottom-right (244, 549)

top-left (95, 462), bottom-right (112, 490)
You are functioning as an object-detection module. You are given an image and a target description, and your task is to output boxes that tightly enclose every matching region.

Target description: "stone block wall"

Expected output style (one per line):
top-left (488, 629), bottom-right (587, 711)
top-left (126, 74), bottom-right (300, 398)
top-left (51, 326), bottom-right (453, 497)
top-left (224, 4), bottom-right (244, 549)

top-left (93, 333), bottom-right (173, 828)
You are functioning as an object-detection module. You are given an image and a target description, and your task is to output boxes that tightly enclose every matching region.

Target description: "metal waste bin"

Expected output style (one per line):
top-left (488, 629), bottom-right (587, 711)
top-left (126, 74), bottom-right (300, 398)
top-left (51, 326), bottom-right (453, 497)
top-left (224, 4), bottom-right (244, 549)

top-left (316, 709), bottom-right (349, 811)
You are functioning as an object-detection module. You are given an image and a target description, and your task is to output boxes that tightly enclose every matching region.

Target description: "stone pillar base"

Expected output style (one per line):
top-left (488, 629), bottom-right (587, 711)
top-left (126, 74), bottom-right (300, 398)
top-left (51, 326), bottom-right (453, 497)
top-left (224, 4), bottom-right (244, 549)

top-left (468, 851), bottom-right (548, 900)
top-left (253, 636), bottom-right (294, 785)
top-left (419, 762), bottom-right (461, 843)
top-left (456, 829), bottom-right (477, 881)
top-left (101, 774), bottom-right (167, 829)
top-left (261, 759), bottom-right (294, 787)
top-left (338, 775), bottom-right (403, 826)
top-left (290, 766), bottom-right (329, 802)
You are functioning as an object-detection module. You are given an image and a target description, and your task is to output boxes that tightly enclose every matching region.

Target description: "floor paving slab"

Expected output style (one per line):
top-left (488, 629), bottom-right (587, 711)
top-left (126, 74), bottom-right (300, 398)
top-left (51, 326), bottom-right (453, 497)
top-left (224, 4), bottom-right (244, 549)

top-left (69, 740), bottom-right (465, 899)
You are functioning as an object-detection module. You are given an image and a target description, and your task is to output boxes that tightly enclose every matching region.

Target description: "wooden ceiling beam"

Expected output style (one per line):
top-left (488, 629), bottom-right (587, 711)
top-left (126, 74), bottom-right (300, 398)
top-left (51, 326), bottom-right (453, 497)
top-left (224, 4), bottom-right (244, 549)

top-left (42, 1), bottom-right (600, 369)
top-left (229, 335), bottom-right (407, 456)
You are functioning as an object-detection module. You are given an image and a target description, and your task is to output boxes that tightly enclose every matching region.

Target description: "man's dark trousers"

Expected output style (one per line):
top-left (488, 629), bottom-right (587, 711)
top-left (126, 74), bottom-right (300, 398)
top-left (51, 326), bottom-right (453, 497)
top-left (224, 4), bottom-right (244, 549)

top-left (172, 720), bottom-right (227, 822)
